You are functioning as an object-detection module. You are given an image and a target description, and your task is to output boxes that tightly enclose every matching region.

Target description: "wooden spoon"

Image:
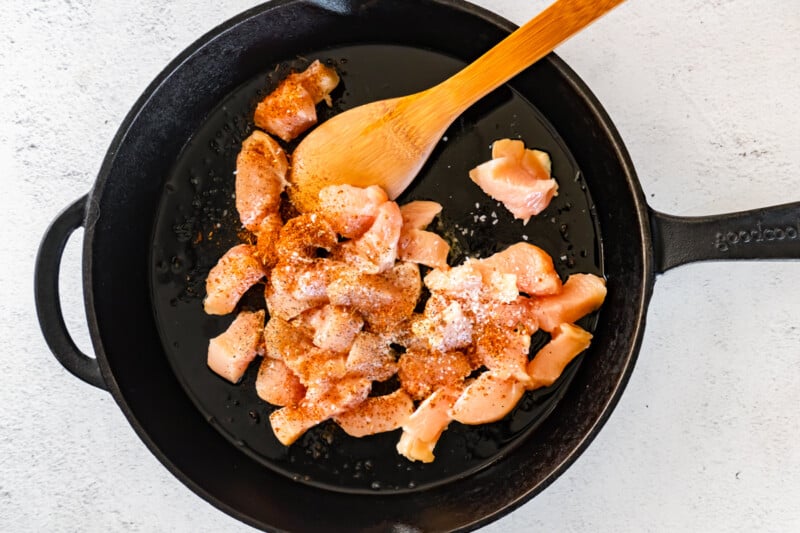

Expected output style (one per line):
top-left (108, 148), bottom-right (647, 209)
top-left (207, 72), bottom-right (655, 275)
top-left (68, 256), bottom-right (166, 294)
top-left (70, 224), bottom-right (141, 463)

top-left (288, 0), bottom-right (626, 212)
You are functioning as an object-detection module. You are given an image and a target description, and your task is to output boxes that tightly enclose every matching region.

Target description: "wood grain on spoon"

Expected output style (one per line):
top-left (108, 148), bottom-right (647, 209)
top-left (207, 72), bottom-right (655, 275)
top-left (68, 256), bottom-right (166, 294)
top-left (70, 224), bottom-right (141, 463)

top-left (289, 0), bottom-right (626, 212)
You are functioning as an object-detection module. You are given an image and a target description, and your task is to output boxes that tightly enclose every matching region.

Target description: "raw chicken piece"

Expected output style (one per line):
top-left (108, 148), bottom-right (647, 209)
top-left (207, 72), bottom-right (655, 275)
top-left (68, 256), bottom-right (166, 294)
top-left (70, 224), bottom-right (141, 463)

top-left (300, 305), bottom-right (364, 354)
top-left (472, 325), bottom-right (531, 382)
top-left (486, 296), bottom-right (539, 334)
top-left (235, 131), bottom-right (288, 232)
top-left (317, 184), bottom-right (389, 238)
top-left (335, 201), bottom-right (403, 274)
top-left (293, 60), bottom-right (341, 105)
top-left (413, 295), bottom-right (473, 352)
top-left (526, 323), bottom-right (593, 389)
top-left (449, 372), bottom-right (525, 425)
top-left (263, 317), bottom-right (346, 385)
top-left (254, 213), bottom-right (283, 268)
top-left (207, 310), bottom-right (265, 383)
top-left (478, 268), bottom-right (520, 303)
top-left (275, 213), bottom-right (337, 263)
top-left (476, 242), bottom-right (562, 296)
top-left (532, 273), bottom-right (607, 332)
top-left (397, 348), bottom-right (472, 401)
top-left (269, 376), bottom-right (370, 445)
top-left (399, 200), bottom-right (442, 230)
top-left (263, 316), bottom-right (314, 360)
top-left (345, 332), bottom-right (398, 382)
top-left (397, 200), bottom-right (449, 269)
top-left (254, 59), bottom-right (340, 142)
top-left (423, 262), bottom-right (483, 296)
top-left (326, 270), bottom-right (401, 314)
top-left (264, 282), bottom-right (315, 322)
top-left (327, 262), bottom-right (420, 331)
top-left (469, 138), bottom-right (558, 223)
top-left (335, 390), bottom-right (414, 437)
top-left (286, 348), bottom-right (347, 386)
top-left (492, 138), bottom-right (552, 176)
top-left (491, 296), bottom-right (539, 335)
top-left (267, 259), bottom-right (347, 320)
top-left (204, 244), bottom-right (266, 315)
top-left (255, 357), bottom-right (306, 407)
top-left (398, 229), bottom-right (450, 269)
top-left (396, 385), bottom-right (462, 463)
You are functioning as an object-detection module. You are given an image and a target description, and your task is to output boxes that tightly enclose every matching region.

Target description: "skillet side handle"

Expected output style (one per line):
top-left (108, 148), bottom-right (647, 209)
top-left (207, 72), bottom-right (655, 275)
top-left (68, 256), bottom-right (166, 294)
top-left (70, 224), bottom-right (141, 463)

top-left (34, 195), bottom-right (107, 390)
top-left (650, 202), bottom-right (800, 274)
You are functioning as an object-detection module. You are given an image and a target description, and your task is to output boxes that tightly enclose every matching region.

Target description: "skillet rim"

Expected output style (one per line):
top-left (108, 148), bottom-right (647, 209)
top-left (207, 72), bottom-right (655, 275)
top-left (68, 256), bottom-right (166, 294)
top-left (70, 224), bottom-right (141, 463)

top-left (80, 0), bottom-right (656, 530)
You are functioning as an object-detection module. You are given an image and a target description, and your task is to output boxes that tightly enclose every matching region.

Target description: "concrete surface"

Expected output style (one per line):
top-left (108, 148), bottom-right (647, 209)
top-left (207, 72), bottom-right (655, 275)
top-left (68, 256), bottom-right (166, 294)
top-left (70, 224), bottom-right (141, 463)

top-left (1, 0), bottom-right (799, 531)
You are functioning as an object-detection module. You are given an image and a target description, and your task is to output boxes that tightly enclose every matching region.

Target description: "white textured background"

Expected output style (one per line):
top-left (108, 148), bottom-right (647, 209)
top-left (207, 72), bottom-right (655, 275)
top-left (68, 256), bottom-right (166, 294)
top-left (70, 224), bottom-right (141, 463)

top-left (2, 0), bottom-right (799, 531)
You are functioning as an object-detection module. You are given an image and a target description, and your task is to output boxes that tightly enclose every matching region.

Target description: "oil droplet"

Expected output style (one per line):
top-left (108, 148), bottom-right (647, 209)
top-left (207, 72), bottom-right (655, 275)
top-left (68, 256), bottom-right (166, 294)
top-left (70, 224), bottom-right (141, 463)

top-left (370, 481), bottom-right (381, 490)
top-left (248, 410), bottom-right (260, 423)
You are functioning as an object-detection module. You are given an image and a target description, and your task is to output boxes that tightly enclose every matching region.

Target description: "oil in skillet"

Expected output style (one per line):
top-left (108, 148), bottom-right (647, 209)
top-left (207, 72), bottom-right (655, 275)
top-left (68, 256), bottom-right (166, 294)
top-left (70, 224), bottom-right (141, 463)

top-left (150, 43), bottom-right (602, 494)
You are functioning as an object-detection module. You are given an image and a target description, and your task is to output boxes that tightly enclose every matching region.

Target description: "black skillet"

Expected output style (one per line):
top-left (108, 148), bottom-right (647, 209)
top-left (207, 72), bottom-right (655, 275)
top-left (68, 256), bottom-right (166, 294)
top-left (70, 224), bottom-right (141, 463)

top-left (34, 0), bottom-right (800, 531)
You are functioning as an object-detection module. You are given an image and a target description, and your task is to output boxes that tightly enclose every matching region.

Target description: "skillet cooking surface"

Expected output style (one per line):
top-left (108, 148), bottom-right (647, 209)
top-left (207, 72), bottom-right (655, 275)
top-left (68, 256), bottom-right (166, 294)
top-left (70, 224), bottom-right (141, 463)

top-left (151, 43), bottom-right (603, 493)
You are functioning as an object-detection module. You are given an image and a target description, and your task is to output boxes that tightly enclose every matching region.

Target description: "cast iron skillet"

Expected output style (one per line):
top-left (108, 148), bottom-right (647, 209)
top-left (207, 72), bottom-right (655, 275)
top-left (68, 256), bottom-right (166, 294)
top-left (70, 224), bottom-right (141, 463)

top-left (34, 0), bottom-right (800, 531)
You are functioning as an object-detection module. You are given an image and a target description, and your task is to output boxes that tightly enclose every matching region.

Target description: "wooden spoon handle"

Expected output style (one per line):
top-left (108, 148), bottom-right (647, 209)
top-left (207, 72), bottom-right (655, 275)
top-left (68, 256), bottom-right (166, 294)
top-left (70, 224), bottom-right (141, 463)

top-left (420, 0), bottom-right (626, 118)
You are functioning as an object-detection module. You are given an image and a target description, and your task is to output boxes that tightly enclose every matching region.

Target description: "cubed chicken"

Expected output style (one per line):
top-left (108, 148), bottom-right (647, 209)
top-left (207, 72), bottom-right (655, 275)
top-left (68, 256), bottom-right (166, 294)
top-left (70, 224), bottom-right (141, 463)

top-left (476, 242), bottom-right (562, 296)
top-left (269, 376), bottom-right (370, 445)
top-left (532, 273), bottom-right (607, 332)
top-left (235, 131), bottom-right (288, 232)
top-left (204, 244), bottom-right (266, 315)
top-left (255, 357), bottom-right (306, 407)
top-left (254, 60), bottom-right (340, 142)
top-left (317, 184), bottom-right (389, 238)
top-left (526, 323), bottom-right (593, 389)
top-left (449, 372), bottom-right (525, 425)
top-left (335, 390), bottom-right (414, 437)
top-left (469, 138), bottom-right (558, 223)
top-left (207, 310), bottom-right (265, 383)
top-left (396, 385), bottom-right (462, 463)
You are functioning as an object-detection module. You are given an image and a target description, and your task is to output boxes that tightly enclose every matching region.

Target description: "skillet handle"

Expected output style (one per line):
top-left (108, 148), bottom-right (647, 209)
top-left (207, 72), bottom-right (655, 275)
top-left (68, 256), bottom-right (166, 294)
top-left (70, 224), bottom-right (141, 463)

top-left (650, 201), bottom-right (800, 273)
top-left (34, 195), bottom-right (107, 390)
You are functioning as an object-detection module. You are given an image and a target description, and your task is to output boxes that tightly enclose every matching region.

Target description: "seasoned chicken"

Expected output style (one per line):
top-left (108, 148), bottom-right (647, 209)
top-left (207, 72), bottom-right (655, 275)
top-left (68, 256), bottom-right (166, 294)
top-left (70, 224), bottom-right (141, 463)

top-left (235, 131), bottom-right (288, 232)
top-left (204, 244), bottom-right (265, 315)
top-left (254, 60), bottom-right (340, 142)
